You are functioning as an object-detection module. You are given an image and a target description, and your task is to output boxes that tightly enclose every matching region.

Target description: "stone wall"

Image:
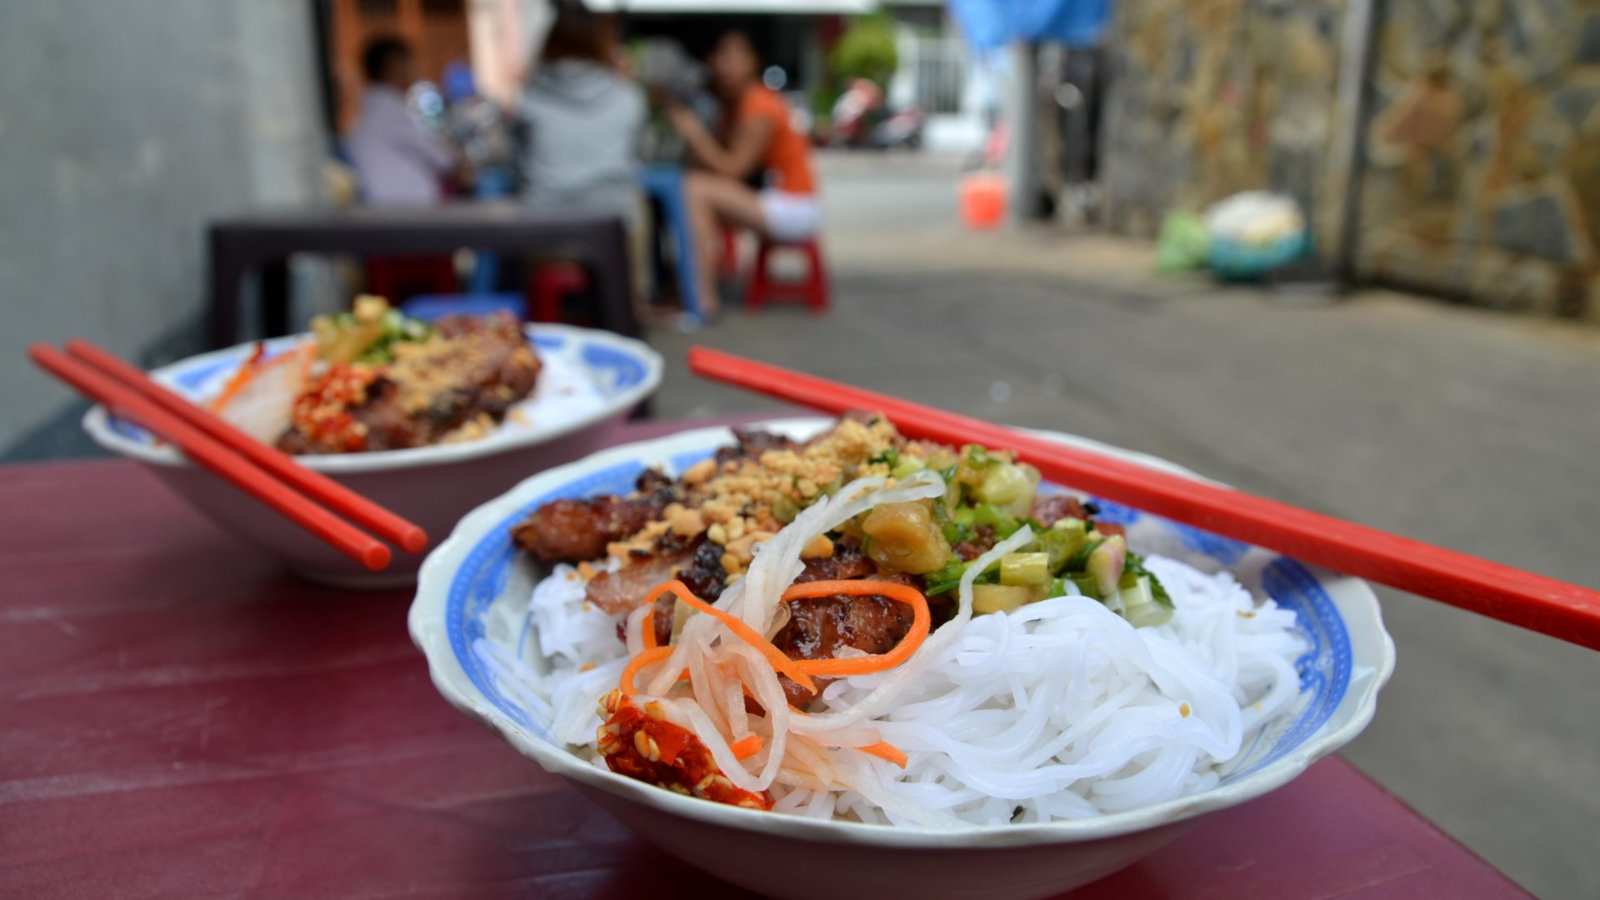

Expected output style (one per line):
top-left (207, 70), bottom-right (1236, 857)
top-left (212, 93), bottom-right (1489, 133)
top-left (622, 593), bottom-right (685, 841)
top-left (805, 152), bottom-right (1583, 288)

top-left (1354, 0), bottom-right (1600, 317)
top-left (1100, 0), bottom-right (1600, 320)
top-left (1100, 0), bottom-right (1349, 250)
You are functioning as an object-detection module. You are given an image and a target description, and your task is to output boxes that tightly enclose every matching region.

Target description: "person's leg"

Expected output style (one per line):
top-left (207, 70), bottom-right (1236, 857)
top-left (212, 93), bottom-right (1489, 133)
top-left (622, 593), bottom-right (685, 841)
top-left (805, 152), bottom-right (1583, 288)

top-left (683, 170), bottom-right (766, 317)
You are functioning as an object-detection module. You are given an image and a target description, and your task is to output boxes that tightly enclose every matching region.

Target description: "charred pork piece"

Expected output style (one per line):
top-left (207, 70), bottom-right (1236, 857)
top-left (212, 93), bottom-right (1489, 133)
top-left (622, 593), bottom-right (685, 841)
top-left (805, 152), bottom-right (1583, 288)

top-left (510, 495), bottom-right (663, 564)
top-left (764, 541), bottom-right (917, 708)
top-left (771, 590), bottom-right (915, 709)
top-left (584, 552), bottom-right (686, 616)
top-left (277, 311), bottom-right (539, 454)
top-left (712, 427), bottom-right (798, 465)
top-left (1029, 494), bottom-right (1088, 528)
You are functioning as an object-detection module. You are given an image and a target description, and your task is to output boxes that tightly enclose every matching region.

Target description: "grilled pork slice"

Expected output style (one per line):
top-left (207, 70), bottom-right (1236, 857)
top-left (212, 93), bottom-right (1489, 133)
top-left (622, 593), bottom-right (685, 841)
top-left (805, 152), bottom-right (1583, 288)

top-left (510, 496), bottom-right (664, 565)
top-left (278, 312), bottom-right (539, 454)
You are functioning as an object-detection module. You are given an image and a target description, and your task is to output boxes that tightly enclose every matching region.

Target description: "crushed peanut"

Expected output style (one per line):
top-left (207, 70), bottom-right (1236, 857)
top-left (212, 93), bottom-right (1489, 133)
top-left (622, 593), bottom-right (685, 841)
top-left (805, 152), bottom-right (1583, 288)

top-left (594, 416), bottom-right (899, 577)
top-left (801, 534), bottom-right (835, 559)
top-left (665, 504), bottom-right (706, 538)
top-left (681, 458), bottom-right (717, 484)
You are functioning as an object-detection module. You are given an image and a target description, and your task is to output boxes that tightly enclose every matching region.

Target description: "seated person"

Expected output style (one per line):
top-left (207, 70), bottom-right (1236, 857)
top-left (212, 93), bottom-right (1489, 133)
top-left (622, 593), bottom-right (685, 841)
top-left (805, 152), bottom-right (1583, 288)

top-left (664, 30), bottom-right (819, 317)
top-left (520, 1), bottom-right (650, 308)
top-left (347, 36), bottom-right (458, 206)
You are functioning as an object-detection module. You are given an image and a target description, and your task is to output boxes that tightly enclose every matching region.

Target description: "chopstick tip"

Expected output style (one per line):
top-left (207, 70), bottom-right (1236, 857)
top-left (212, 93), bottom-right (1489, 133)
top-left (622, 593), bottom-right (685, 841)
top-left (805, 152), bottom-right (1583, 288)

top-left (400, 526), bottom-right (429, 554)
top-left (362, 544), bottom-right (392, 571)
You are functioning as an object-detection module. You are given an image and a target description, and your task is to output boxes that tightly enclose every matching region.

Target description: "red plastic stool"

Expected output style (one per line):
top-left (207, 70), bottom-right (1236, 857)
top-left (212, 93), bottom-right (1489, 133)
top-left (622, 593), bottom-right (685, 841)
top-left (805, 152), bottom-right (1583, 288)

top-left (745, 237), bottom-right (829, 313)
top-left (527, 262), bottom-right (590, 323)
top-left (363, 256), bottom-right (458, 301)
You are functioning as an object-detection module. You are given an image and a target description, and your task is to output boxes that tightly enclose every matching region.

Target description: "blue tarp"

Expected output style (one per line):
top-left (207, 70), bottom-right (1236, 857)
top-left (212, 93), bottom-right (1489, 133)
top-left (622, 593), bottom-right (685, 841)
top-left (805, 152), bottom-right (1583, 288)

top-left (948, 0), bottom-right (1110, 51)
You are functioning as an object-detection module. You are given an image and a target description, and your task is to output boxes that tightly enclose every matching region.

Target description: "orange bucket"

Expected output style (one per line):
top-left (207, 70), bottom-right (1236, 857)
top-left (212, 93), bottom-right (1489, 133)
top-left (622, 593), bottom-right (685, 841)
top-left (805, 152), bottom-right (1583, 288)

top-left (959, 173), bottom-right (1007, 230)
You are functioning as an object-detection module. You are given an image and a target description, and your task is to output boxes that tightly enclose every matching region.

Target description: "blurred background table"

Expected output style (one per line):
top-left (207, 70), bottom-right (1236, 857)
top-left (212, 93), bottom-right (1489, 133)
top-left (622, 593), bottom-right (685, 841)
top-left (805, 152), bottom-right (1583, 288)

top-left (0, 418), bottom-right (1528, 899)
top-left (207, 205), bottom-right (637, 348)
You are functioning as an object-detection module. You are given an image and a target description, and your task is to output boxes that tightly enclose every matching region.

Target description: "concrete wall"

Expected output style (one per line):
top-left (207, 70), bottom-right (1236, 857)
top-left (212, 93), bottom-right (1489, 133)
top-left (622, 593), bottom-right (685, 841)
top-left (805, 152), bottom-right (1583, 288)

top-left (0, 1), bottom-right (326, 450)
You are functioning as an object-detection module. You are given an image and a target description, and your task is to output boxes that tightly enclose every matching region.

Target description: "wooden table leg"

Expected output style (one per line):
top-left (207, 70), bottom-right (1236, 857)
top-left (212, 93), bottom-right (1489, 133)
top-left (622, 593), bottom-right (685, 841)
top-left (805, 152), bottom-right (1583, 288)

top-left (585, 220), bottom-right (641, 340)
top-left (206, 231), bottom-right (244, 349)
top-left (259, 258), bottom-right (291, 339)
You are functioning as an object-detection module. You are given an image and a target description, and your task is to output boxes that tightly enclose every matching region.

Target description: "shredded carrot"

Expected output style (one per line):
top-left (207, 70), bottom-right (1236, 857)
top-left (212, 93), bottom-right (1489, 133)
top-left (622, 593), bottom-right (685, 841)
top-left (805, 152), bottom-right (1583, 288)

top-left (859, 741), bottom-right (908, 768)
top-left (619, 646), bottom-right (674, 695)
top-left (640, 605), bottom-right (658, 650)
top-left (729, 734), bottom-right (764, 760)
top-left (782, 580), bottom-right (930, 678)
top-left (642, 580), bottom-right (817, 695)
top-left (208, 342), bottom-right (266, 412)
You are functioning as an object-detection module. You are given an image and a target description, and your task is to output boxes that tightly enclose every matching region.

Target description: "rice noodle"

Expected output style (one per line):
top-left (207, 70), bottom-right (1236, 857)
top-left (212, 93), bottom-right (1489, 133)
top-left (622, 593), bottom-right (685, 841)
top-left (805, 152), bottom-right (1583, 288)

top-left (511, 474), bottom-right (1308, 824)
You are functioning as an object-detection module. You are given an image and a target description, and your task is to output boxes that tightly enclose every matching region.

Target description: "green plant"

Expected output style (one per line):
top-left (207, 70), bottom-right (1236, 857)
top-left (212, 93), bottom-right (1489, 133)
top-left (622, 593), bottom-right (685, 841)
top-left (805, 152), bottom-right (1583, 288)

top-left (830, 15), bottom-right (899, 87)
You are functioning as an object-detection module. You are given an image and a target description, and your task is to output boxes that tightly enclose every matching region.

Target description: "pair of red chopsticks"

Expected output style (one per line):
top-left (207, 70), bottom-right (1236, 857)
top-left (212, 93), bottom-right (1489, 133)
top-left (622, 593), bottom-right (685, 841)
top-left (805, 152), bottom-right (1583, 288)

top-left (688, 346), bottom-right (1600, 652)
top-left (29, 341), bottom-right (427, 571)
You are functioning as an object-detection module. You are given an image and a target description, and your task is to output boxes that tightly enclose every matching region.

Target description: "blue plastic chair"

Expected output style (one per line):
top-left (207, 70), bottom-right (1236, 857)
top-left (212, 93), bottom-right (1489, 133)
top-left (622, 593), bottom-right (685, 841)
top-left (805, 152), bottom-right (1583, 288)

top-left (639, 165), bottom-right (705, 322)
top-left (401, 292), bottom-right (526, 322)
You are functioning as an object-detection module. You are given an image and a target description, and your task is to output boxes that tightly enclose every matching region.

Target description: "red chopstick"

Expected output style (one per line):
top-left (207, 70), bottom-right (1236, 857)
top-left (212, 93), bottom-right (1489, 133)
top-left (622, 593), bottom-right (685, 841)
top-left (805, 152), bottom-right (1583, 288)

top-left (688, 346), bottom-right (1600, 651)
top-left (31, 344), bottom-right (392, 571)
top-left (63, 340), bottom-right (426, 554)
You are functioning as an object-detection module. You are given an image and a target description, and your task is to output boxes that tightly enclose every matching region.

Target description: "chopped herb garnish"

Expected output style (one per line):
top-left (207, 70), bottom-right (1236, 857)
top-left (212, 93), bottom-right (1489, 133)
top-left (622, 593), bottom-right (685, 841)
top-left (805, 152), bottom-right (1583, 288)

top-left (1125, 554), bottom-right (1174, 608)
top-left (924, 559), bottom-right (966, 596)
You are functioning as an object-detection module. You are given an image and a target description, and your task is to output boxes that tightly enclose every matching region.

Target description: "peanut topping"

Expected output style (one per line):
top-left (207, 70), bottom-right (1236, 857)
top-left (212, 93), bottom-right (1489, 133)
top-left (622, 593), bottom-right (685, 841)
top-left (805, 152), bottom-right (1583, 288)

top-left (801, 534), bottom-right (835, 559)
top-left (681, 458), bottom-right (717, 484)
top-left (598, 416), bottom-right (900, 575)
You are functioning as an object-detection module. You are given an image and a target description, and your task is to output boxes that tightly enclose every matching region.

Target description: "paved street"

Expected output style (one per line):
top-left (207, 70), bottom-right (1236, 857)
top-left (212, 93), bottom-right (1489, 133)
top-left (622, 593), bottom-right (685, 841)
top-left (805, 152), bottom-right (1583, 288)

top-left (651, 152), bottom-right (1600, 899)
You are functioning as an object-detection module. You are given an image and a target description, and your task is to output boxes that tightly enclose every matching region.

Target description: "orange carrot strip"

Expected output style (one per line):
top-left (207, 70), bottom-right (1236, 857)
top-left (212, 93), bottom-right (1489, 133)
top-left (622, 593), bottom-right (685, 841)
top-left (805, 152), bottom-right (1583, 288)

top-left (859, 741), bottom-right (908, 768)
top-left (641, 605), bottom-right (659, 650)
top-left (782, 580), bottom-right (931, 678)
top-left (642, 581), bottom-right (818, 694)
top-left (619, 646), bottom-right (674, 695)
top-left (729, 734), bottom-right (764, 760)
top-left (207, 342), bottom-right (266, 412)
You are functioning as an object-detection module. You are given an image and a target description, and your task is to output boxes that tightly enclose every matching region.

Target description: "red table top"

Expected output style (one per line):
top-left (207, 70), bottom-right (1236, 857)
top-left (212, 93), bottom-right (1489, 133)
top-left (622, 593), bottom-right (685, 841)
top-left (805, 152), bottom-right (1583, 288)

top-left (0, 423), bottom-right (1529, 899)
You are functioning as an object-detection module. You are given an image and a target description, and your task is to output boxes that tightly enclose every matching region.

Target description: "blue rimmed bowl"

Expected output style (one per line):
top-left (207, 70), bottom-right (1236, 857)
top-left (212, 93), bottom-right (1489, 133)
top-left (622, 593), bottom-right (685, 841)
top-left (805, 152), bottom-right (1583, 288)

top-left (82, 324), bottom-right (661, 587)
top-left (408, 417), bottom-right (1394, 899)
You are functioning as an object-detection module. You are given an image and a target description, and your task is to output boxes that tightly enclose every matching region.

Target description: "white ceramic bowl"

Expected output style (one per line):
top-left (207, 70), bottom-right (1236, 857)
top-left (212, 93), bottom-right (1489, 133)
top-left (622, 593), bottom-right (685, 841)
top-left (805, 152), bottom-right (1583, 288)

top-left (409, 418), bottom-right (1395, 899)
top-left (83, 324), bottom-right (662, 587)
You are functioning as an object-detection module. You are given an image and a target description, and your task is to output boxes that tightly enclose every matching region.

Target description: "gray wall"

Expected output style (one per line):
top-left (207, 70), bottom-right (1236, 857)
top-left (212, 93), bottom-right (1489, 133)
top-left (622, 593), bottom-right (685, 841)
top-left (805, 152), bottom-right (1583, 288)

top-left (0, 1), bottom-right (326, 451)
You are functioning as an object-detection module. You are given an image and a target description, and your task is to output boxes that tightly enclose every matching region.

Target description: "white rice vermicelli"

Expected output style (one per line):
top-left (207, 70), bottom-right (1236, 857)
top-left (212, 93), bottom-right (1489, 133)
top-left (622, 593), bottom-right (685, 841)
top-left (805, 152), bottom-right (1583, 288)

top-left (514, 548), bottom-right (1307, 826)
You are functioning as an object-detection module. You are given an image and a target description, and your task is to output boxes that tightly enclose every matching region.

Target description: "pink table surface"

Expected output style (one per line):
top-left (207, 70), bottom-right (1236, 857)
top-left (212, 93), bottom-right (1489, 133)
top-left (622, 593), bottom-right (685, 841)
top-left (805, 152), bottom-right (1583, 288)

top-left (0, 420), bottom-right (1529, 898)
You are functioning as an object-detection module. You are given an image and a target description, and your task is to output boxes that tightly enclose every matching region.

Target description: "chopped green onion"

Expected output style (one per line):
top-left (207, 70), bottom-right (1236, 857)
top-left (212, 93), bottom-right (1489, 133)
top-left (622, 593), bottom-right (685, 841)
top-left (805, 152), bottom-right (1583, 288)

top-left (1066, 536), bottom-right (1102, 572)
top-left (1000, 552), bottom-right (1050, 587)
top-left (1035, 520), bottom-right (1088, 572)
top-left (977, 463), bottom-right (1036, 516)
top-left (924, 559), bottom-right (967, 596)
top-left (961, 444), bottom-right (993, 468)
top-left (1119, 576), bottom-right (1172, 627)
top-left (891, 457), bottom-right (926, 479)
top-left (969, 504), bottom-right (1022, 538)
top-left (972, 584), bottom-right (1037, 614)
top-left (771, 495), bottom-right (799, 524)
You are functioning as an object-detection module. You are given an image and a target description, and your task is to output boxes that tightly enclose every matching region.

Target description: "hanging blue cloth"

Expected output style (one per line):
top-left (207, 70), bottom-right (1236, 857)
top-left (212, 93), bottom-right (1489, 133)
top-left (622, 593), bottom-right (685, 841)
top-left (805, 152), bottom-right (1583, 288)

top-left (948, 0), bottom-right (1111, 51)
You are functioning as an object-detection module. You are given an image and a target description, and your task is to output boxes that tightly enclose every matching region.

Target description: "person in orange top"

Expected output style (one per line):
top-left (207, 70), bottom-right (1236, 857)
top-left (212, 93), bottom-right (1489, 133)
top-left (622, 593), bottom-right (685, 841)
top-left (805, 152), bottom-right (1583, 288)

top-left (665, 31), bottom-right (820, 318)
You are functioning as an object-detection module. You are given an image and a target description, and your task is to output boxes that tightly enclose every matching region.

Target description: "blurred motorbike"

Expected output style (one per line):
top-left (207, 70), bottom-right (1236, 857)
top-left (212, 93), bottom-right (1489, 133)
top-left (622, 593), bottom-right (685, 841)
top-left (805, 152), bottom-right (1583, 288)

top-left (869, 106), bottom-right (925, 151)
top-left (829, 78), bottom-right (883, 147)
top-left (830, 78), bottom-right (923, 150)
